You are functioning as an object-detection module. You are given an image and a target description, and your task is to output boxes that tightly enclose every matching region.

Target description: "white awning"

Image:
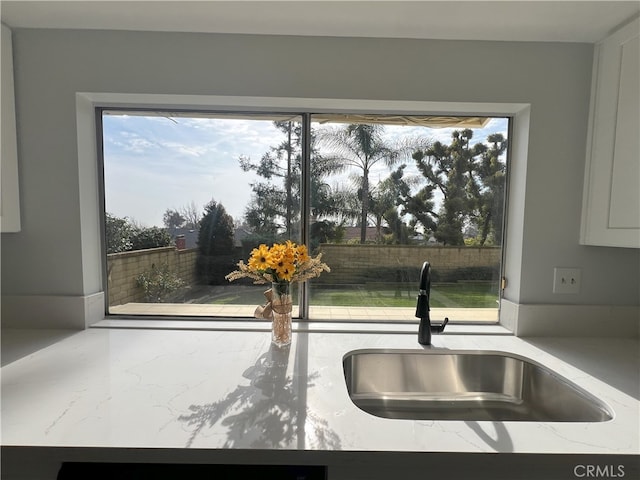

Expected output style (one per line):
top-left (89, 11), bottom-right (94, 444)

top-left (103, 110), bottom-right (492, 129)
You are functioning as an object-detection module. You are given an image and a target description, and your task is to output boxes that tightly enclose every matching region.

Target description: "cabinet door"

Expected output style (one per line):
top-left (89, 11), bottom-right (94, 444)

top-left (1, 24), bottom-right (21, 232)
top-left (581, 17), bottom-right (639, 248)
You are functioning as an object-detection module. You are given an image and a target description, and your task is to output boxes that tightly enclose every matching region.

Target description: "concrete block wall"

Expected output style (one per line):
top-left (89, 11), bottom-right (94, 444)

top-left (105, 245), bottom-right (499, 306)
top-left (316, 245), bottom-right (501, 284)
top-left (107, 247), bottom-right (198, 306)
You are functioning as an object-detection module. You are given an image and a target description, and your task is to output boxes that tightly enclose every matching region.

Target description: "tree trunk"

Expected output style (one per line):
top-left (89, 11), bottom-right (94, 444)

top-left (285, 122), bottom-right (293, 237)
top-left (360, 172), bottom-right (369, 243)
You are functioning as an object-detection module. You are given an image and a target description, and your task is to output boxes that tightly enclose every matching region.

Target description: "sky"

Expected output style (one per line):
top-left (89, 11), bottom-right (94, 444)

top-left (102, 113), bottom-right (508, 228)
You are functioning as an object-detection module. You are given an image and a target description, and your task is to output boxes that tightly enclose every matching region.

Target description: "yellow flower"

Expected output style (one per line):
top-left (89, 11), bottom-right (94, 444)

top-left (267, 243), bottom-right (281, 263)
top-left (272, 247), bottom-right (294, 279)
top-left (275, 260), bottom-right (295, 281)
top-left (283, 242), bottom-right (296, 262)
top-left (296, 244), bottom-right (309, 263)
top-left (248, 244), bottom-right (271, 271)
top-left (226, 240), bottom-right (329, 285)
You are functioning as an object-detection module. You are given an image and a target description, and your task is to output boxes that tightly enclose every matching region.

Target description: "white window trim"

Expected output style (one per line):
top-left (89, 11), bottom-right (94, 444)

top-left (77, 92), bottom-right (531, 330)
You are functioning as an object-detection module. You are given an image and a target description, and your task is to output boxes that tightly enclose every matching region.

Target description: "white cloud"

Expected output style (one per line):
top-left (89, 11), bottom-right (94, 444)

top-left (103, 113), bottom-right (279, 226)
top-left (103, 113), bottom-right (509, 227)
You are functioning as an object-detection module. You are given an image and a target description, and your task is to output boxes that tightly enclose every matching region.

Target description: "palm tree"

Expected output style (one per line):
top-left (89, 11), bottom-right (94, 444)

top-left (319, 124), bottom-right (399, 243)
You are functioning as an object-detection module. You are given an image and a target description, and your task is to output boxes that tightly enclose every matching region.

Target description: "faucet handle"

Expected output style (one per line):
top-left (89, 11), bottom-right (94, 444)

top-left (419, 316), bottom-right (449, 346)
top-left (432, 317), bottom-right (449, 333)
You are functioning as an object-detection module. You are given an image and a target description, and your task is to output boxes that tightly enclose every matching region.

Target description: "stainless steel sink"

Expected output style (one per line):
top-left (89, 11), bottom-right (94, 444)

top-left (343, 349), bottom-right (613, 422)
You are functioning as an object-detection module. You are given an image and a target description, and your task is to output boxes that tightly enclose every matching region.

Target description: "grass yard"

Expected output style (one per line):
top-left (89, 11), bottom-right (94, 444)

top-left (310, 283), bottom-right (498, 308)
top-left (203, 282), bottom-right (498, 309)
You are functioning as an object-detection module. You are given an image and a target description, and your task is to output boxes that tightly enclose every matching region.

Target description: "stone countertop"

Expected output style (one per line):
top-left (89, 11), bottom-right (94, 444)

top-left (1, 325), bottom-right (638, 455)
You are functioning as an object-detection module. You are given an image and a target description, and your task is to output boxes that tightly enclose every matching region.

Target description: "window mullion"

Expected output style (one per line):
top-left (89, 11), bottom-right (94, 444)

top-left (299, 113), bottom-right (312, 320)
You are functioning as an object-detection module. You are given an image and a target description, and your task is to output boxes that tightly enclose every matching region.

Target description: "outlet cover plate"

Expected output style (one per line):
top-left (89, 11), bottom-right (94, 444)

top-left (553, 267), bottom-right (581, 294)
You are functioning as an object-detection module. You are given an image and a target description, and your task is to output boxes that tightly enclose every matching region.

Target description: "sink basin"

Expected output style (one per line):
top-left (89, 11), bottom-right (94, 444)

top-left (343, 349), bottom-right (613, 422)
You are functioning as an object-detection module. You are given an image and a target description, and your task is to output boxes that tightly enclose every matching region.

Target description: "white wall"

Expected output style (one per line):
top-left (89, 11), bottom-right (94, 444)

top-left (1, 29), bottom-right (638, 327)
top-left (1, 24), bottom-right (21, 233)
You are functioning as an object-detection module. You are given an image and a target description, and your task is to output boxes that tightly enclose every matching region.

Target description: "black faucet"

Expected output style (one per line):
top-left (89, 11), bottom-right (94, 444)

top-left (416, 261), bottom-right (449, 345)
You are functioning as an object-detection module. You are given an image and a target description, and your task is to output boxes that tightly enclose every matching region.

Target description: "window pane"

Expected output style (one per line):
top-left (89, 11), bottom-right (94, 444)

top-left (308, 116), bottom-right (509, 323)
top-left (102, 111), bottom-right (302, 317)
top-left (101, 110), bottom-right (508, 324)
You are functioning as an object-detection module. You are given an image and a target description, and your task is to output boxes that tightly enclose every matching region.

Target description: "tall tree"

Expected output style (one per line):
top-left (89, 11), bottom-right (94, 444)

top-left (411, 130), bottom-right (473, 245)
top-left (196, 200), bottom-right (235, 284)
top-left (240, 121), bottom-right (302, 238)
top-left (320, 124), bottom-right (399, 243)
top-left (163, 202), bottom-right (200, 231)
top-left (474, 133), bottom-right (508, 245)
top-left (243, 184), bottom-right (285, 236)
top-left (163, 209), bottom-right (186, 230)
top-left (369, 165), bottom-right (415, 244)
top-left (400, 183), bottom-right (438, 239)
top-left (240, 121), bottom-right (348, 241)
top-left (410, 129), bottom-right (507, 246)
top-left (180, 201), bottom-right (201, 229)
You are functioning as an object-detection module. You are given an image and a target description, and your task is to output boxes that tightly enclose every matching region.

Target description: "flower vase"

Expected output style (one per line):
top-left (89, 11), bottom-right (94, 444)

top-left (271, 282), bottom-right (293, 347)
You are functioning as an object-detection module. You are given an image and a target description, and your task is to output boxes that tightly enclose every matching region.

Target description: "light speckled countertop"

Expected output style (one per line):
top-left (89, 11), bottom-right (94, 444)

top-left (1, 325), bottom-right (638, 455)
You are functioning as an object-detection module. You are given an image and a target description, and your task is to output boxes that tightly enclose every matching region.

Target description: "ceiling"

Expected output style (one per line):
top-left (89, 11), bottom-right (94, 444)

top-left (1, 1), bottom-right (639, 43)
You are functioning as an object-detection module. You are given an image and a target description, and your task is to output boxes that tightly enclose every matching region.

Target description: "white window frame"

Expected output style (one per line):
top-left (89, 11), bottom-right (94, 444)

top-left (77, 93), bottom-right (531, 329)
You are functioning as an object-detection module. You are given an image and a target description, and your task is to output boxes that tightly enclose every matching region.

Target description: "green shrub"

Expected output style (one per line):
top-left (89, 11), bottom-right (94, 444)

top-left (105, 213), bottom-right (133, 253)
top-left (130, 226), bottom-right (172, 250)
top-left (136, 263), bottom-right (185, 302)
top-left (105, 213), bottom-right (172, 253)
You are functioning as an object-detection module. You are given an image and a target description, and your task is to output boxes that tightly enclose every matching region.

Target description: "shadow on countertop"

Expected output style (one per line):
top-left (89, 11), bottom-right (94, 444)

top-left (178, 341), bottom-right (342, 450)
top-left (1, 328), bottom-right (79, 367)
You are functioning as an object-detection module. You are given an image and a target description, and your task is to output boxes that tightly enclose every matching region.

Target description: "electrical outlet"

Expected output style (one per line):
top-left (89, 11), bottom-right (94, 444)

top-left (553, 267), bottom-right (581, 294)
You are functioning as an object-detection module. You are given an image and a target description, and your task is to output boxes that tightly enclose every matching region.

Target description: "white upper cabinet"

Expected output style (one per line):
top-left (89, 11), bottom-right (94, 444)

top-left (1, 23), bottom-right (21, 232)
top-left (581, 17), bottom-right (639, 248)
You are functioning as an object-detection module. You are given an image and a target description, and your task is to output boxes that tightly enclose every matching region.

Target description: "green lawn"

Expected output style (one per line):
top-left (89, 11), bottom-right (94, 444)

top-left (204, 283), bottom-right (498, 308)
top-left (428, 283), bottom-right (499, 308)
top-left (310, 283), bottom-right (498, 308)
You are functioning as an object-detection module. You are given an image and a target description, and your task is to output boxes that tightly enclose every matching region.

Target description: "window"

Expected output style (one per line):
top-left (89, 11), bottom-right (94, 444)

top-left (100, 109), bottom-right (509, 323)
